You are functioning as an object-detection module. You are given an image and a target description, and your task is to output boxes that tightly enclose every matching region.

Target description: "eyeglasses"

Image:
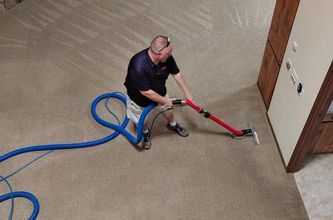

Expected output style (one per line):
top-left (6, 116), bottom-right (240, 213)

top-left (157, 36), bottom-right (170, 53)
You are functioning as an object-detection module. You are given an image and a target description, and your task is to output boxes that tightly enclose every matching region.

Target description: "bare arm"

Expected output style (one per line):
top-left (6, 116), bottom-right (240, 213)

top-left (172, 72), bottom-right (193, 100)
top-left (140, 89), bottom-right (173, 107)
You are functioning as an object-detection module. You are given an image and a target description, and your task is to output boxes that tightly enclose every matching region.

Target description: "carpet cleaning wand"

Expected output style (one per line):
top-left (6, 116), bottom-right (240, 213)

top-left (172, 99), bottom-right (260, 145)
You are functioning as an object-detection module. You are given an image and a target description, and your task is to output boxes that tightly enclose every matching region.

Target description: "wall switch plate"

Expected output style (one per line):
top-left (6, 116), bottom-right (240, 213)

top-left (292, 41), bottom-right (298, 52)
top-left (291, 69), bottom-right (299, 85)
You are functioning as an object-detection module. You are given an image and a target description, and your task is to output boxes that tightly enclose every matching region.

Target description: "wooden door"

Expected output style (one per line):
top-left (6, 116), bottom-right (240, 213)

top-left (257, 42), bottom-right (280, 109)
top-left (311, 114), bottom-right (333, 153)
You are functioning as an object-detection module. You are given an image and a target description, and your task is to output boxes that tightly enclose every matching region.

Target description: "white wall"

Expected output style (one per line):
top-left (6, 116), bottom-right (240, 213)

top-left (268, 0), bottom-right (333, 164)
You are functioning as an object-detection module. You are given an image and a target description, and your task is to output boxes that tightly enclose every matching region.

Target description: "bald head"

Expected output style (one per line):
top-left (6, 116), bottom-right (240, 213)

top-left (150, 36), bottom-right (169, 53)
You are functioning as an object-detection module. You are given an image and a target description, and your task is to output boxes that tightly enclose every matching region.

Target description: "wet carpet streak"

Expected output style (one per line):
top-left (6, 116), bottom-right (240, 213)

top-left (0, 0), bottom-right (308, 219)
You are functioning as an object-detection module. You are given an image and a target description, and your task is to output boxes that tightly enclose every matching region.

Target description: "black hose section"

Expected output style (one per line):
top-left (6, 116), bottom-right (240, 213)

top-left (148, 107), bottom-right (172, 148)
top-left (240, 128), bottom-right (253, 136)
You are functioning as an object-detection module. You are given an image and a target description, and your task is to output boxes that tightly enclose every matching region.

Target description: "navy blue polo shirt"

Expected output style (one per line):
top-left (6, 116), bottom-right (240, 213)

top-left (124, 48), bottom-right (180, 107)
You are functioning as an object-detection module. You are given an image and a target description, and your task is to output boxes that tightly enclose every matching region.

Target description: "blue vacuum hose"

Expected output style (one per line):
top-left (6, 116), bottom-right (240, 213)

top-left (0, 191), bottom-right (39, 220)
top-left (0, 92), bottom-right (156, 162)
top-left (0, 92), bottom-right (156, 219)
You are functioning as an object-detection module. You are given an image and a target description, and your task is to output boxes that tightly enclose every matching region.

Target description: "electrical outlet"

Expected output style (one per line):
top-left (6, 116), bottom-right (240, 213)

top-left (297, 82), bottom-right (304, 96)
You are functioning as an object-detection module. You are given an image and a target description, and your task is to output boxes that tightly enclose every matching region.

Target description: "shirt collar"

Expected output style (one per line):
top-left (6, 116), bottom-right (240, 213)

top-left (145, 48), bottom-right (157, 68)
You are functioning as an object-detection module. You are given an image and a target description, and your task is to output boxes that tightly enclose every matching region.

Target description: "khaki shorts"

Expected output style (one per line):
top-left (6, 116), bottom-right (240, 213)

top-left (127, 94), bottom-right (170, 126)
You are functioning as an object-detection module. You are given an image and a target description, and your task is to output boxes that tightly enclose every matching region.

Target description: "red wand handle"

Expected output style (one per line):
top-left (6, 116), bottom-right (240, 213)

top-left (184, 99), bottom-right (243, 136)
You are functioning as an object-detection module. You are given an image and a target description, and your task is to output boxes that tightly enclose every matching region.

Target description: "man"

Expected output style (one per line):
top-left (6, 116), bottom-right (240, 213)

top-left (124, 35), bottom-right (193, 150)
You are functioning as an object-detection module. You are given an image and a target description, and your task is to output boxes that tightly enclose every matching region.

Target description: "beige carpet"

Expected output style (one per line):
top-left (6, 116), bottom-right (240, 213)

top-left (0, 0), bottom-right (308, 219)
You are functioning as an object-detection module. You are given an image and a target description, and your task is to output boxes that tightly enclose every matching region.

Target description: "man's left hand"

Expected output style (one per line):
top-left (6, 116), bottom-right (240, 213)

top-left (185, 93), bottom-right (193, 102)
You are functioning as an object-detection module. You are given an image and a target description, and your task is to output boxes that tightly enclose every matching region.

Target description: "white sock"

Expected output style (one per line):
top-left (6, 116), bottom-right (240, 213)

top-left (143, 129), bottom-right (149, 134)
top-left (169, 121), bottom-right (177, 127)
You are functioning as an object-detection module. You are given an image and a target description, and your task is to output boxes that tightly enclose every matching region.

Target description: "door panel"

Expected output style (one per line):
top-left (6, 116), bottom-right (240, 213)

top-left (312, 122), bottom-right (333, 153)
top-left (257, 41), bottom-right (280, 109)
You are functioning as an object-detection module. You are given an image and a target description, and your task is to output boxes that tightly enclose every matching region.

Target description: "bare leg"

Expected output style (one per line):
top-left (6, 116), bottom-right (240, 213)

top-left (142, 121), bottom-right (149, 133)
top-left (133, 120), bottom-right (149, 133)
top-left (163, 110), bottom-right (175, 124)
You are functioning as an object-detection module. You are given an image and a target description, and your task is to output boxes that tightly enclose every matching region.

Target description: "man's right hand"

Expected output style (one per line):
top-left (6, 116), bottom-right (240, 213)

top-left (140, 90), bottom-right (174, 108)
top-left (163, 98), bottom-right (173, 108)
